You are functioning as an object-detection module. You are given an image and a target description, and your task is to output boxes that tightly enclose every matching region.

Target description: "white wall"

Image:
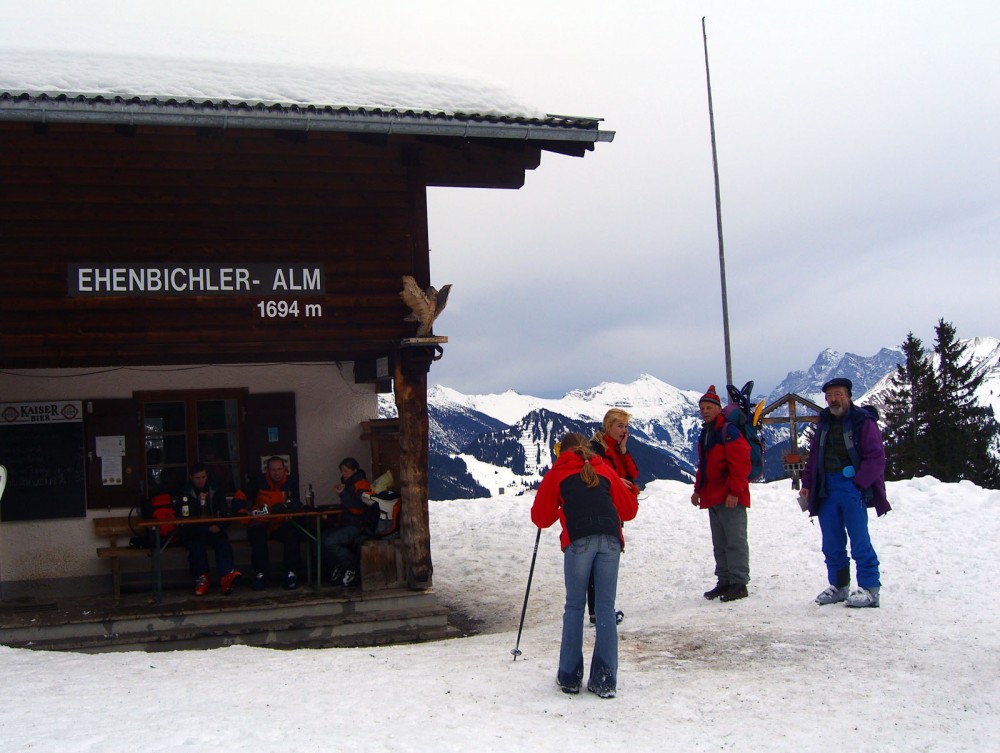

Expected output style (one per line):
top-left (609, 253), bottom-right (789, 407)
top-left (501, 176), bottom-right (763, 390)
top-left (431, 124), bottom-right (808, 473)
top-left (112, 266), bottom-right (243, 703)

top-left (0, 362), bottom-right (378, 589)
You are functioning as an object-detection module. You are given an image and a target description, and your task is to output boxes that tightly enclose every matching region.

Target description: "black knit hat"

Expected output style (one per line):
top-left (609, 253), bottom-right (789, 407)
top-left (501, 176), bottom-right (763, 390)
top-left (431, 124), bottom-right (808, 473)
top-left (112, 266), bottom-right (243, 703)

top-left (821, 377), bottom-right (853, 396)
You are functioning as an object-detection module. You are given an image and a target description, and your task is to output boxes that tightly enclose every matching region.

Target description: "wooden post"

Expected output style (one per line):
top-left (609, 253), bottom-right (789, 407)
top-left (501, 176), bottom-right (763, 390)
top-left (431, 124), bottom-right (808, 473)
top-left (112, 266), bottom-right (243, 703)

top-left (393, 345), bottom-right (438, 589)
top-left (788, 398), bottom-right (799, 453)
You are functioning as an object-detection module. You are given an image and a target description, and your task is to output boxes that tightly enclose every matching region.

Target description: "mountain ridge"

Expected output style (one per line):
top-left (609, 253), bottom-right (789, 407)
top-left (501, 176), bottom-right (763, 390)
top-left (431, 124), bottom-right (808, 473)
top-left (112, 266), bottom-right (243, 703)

top-left (378, 337), bottom-right (999, 499)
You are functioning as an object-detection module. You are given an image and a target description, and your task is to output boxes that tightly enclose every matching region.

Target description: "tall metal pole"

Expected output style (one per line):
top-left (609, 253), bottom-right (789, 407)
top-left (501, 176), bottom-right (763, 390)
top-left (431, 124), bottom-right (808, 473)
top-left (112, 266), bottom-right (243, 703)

top-left (702, 17), bottom-right (733, 389)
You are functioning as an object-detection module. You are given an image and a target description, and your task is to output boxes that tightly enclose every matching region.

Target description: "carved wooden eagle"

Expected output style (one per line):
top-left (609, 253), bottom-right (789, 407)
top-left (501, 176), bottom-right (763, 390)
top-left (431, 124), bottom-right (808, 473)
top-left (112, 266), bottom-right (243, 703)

top-left (400, 275), bottom-right (451, 337)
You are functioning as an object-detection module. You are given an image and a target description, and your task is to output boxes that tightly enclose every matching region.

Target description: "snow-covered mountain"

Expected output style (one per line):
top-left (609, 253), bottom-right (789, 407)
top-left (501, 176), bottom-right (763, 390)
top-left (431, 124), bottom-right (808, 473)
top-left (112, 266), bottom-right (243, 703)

top-left (865, 336), bottom-right (1000, 417)
top-left (378, 338), bottom-right (998, 499)
top-left (381, 374), bottom-right (700, 498)
top-left (766, 347), bottom-right (905, 406)
top-left (961, 337), bottom-right (1000, 418)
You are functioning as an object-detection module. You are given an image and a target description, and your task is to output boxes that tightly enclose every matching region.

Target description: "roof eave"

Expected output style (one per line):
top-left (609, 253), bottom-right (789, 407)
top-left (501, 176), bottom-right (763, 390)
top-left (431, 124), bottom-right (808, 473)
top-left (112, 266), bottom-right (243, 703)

top-left (0, 97), bottom-right (615, 144)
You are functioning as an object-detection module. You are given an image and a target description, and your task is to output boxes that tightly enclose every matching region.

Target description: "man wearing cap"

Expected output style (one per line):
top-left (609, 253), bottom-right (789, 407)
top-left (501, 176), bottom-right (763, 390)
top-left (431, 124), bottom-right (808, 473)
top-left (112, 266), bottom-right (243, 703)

top-left (800, 377), bottom-right (890, 608)
top-left (691, 385), bottom-right (752, 602)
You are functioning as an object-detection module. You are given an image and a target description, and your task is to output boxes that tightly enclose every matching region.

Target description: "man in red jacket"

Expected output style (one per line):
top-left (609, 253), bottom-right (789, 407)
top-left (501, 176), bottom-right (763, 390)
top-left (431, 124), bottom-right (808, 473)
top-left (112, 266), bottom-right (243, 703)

top-left (691, 385), bottom-right (752, 602)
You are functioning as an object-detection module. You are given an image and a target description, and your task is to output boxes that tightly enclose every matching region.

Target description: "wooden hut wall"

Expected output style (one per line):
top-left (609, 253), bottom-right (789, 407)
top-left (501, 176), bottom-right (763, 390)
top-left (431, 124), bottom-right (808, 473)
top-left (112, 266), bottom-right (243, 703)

top-left (0, 122), bottom-right (442, 369)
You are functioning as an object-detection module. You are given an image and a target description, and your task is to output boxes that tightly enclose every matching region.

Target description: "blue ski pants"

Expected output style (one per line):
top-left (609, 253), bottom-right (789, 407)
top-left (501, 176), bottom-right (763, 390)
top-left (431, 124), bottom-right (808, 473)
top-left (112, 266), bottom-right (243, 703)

top-left (818, 472), bottom-right (880, 589)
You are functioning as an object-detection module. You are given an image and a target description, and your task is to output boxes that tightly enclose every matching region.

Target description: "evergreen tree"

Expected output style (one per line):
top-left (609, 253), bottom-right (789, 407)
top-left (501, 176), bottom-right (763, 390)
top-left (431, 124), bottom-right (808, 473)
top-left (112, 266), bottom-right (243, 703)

top-left (926, 319), bottom-right (1000, 487)
top-left (881, 332), bottom-right (933, 479)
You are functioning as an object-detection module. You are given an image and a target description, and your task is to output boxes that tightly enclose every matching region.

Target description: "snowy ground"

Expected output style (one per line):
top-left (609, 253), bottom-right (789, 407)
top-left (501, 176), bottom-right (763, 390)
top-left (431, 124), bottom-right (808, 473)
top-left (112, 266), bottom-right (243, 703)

top-left (1, 477), bottom-right (998, 752)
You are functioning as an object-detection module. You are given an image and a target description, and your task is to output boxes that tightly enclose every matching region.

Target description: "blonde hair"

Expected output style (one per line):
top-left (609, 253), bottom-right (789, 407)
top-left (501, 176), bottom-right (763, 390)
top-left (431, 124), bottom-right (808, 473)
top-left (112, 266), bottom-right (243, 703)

top-left (559, 432), bottom-right (600, 488)
top-left (591, 408), bottom-right (631, 450)
top-left (602, 408), bottom-right (631, 433)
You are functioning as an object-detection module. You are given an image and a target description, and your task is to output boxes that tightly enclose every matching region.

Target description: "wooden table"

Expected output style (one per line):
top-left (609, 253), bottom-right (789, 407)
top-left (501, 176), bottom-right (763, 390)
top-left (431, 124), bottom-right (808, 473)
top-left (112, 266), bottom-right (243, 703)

top-left (134, 508), bottom-right (340, 602)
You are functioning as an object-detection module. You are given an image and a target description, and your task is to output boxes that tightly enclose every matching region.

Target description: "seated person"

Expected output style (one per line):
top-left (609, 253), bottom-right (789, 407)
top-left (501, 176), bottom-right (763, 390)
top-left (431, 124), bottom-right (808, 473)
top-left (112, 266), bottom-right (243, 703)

top-left (321, 457), bottom-right (373, 588)
top-left (180, 462), bottom-right (241, 596)
top-left (238, 456), bottom-right (303, 591)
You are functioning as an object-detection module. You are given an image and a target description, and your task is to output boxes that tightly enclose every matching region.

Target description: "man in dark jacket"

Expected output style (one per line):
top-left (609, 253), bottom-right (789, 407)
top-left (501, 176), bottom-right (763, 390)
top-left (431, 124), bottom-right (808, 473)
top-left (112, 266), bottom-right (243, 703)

top-left (800, 378), bottom-right (890, 608)
top-left (180, 462), bottom-right (240, 596)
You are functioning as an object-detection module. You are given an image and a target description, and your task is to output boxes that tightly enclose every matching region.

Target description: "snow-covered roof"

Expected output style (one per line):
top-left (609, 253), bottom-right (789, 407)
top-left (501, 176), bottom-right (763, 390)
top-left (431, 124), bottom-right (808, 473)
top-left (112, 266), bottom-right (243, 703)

top-left (0, 50), bottom-right (613, 144)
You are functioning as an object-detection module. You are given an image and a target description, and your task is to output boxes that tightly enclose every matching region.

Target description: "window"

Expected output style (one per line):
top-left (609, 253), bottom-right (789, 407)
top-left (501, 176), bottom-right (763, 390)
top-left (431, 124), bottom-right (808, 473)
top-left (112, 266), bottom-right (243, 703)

top-left (137, 389), bottom-right (247, 496)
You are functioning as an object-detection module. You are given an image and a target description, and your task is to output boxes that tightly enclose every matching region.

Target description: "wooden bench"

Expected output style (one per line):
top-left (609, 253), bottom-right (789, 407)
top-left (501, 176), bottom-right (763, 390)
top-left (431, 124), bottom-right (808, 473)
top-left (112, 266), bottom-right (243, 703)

top-left (96, 515), bottom-right (404, 596)
top-left (94, 516), bottom-right (220, 598)
top-left (94, 516), bottom-right (152, 599)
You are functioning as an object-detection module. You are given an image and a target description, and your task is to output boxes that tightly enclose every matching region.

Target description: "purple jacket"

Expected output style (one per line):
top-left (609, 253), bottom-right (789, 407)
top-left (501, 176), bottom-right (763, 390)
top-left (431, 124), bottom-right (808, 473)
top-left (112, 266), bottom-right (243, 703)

top-left (801, 404), bottom-right (890, 517)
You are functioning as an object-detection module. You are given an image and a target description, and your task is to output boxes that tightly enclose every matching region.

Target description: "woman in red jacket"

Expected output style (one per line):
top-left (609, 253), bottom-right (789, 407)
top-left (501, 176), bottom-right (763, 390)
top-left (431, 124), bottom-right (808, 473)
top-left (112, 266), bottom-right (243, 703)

top-left (590, 408), bottom-right (640, 491)
top-left (588, 408), bottom-right (640, 623)
top-left (531, 432), bottom-right (638, 698)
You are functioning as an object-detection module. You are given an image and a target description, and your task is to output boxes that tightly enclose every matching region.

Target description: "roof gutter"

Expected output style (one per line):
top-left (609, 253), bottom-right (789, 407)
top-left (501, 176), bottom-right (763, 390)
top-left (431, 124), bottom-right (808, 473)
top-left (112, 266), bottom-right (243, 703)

top-left (0, 98), bottom-right (615, 144)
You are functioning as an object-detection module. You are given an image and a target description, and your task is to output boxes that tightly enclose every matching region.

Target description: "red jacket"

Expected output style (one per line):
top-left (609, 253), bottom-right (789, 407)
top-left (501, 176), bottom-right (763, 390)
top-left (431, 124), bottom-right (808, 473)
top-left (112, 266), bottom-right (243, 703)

top-left (593, 432), bottom-right (639, 483)
top-left (694, 413), bottom-right (752, 508)
top-left (531, 451), bottom-right (639, 550)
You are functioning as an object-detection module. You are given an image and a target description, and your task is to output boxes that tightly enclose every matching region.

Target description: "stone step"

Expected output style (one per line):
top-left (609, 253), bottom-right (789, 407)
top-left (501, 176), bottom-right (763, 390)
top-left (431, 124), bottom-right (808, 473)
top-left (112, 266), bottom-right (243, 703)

top-left (0, 588), bottom-right (455, 653)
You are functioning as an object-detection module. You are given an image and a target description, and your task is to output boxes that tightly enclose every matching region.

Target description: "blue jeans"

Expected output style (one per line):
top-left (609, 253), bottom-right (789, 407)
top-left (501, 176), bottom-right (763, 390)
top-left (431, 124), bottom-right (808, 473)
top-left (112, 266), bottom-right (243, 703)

top-left (322, 521), bottom-right (365, 571)
top-left (558, 534), bottom-right (621, 694)
top-left (818, 472), bottom-right (880, 589)
top-left (182, 524), bottom-right (234, 578)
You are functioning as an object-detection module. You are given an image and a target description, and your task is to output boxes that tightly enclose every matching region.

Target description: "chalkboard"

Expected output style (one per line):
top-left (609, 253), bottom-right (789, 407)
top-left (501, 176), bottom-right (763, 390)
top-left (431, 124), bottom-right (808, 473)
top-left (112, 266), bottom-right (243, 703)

top-left (0, 422), bottom-right (87, 521)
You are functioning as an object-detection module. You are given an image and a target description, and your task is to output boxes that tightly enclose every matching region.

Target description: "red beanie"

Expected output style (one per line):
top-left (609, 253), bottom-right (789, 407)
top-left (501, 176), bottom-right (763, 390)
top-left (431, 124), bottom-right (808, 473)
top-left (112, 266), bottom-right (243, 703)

top-left (699, 385), bottom-right (722, 407)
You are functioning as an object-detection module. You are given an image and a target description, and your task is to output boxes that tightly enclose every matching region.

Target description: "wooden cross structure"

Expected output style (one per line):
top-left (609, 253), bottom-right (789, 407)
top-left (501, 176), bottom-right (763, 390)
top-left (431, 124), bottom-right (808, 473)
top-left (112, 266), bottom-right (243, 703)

top-left (758, 393), bottom-right (823, 490)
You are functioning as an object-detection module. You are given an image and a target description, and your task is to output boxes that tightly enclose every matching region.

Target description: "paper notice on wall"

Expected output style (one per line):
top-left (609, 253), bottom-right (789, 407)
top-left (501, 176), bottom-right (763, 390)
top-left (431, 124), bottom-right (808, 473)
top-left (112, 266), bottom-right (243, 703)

top-left (96, 435), bottom-right (125, 485)
top-left (101, 456), bottom-right (124, 486)
top-left (96, 435), bottom-right (125, 457)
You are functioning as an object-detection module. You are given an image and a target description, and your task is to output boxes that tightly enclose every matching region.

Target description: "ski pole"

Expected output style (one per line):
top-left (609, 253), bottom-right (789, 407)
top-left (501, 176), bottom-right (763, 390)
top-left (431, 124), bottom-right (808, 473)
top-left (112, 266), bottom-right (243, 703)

top-left (511, 527), bottom-right (542, 661)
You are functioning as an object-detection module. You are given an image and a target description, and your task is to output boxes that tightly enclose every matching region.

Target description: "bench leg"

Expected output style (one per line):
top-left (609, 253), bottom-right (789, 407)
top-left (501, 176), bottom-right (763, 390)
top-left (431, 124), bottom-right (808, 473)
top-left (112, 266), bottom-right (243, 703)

top-left (112, 557), bottom-right (122, 600)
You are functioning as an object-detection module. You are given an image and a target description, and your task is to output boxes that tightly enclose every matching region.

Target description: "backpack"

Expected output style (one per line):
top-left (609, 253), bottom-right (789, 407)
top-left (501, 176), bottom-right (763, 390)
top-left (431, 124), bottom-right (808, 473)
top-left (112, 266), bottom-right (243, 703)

top-left (718, 381), bottom-right (766, 482)
top-left (362, 490), bottom-right (401, 539)
top-left (143, 492), bottom-right (178, 536)
top-left (129, 492), bottom-right (178, 547)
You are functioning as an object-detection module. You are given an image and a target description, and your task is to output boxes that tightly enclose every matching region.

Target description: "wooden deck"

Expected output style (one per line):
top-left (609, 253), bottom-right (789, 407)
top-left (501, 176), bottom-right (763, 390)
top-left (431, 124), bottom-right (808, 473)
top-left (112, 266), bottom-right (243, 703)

top-left (0, 584), bottom-right (457, 653)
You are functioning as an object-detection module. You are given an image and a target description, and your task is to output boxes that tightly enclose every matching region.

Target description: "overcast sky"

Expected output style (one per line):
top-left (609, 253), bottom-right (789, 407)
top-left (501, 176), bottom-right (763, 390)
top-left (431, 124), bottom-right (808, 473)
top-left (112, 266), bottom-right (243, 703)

top-left (2, 0), bottom-right (997, 397)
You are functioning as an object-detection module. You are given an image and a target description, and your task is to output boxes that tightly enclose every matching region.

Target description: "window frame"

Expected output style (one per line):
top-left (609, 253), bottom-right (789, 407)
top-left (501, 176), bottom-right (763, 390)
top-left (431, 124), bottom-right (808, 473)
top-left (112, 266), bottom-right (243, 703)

top-left (134, 388), bottom-right (249, 497)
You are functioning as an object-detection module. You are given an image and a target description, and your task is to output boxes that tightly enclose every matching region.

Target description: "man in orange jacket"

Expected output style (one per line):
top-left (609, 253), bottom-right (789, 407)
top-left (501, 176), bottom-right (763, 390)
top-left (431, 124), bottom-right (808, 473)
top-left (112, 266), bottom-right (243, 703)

top-left (240, 456), bottom-right (303, 591)
top-left (691, 385), bottom-right (752, 602)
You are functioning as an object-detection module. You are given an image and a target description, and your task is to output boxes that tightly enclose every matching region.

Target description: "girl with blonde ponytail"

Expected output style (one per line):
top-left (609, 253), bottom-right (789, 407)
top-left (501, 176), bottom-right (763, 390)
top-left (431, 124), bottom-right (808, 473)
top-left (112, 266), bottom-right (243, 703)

top-left (531, 432), bottom-right (639, 699)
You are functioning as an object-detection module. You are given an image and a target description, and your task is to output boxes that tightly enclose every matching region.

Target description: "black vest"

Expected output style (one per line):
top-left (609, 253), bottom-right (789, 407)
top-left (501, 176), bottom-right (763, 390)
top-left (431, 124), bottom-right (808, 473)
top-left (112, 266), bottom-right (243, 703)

top-left (559, 474), bottom-right (621, 545)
